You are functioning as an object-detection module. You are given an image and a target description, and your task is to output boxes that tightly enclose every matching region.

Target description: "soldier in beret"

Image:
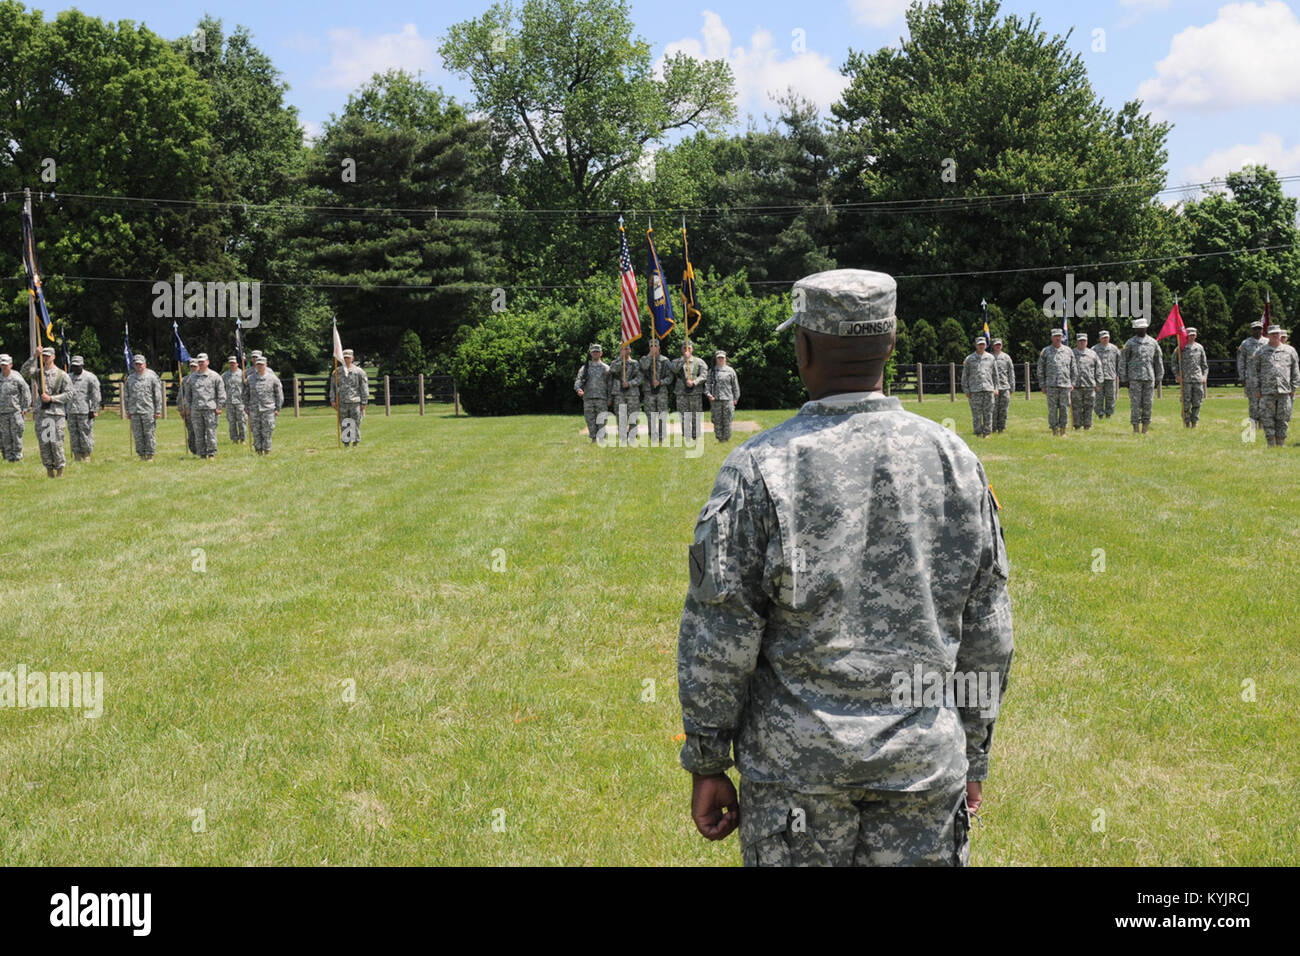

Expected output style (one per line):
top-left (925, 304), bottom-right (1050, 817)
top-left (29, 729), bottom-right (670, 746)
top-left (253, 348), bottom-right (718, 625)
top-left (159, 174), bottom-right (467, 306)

top-left (679, 268), bottom-right (1013, 867)
top-left (65, 355), bottom-right (101, 462)
top-left (707, 350), bottom-right (740, 442)
top-left (574, 343), bottom-right (611, 443)
top-left (0, 353), bottom-right (31, 463)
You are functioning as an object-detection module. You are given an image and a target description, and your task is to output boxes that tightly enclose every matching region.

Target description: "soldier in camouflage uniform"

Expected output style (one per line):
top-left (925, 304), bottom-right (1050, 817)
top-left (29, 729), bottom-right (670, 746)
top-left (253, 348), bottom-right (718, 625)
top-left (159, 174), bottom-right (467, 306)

top-left (181, 352), bottom-right (226, 459)
top-left (65, 356), bottom-right (101, 461)
top-left (961, 337), bottom-right (996, 438)
top-left (180, 357), bottom-right (199, 455)
top-left (0, 354), bottom-right (32, 463)
top-left (1037, 329), bottom-right (1076, 436)
top-left (1119, 317), bottom-right (1164, 434)
top-left (1092, 330), bottom-right (1121, 419)
top-left (607, 343), bottom-right (642, 445)
top-left (707, 350), bottom-right (740, 442)
top-left (1070, 332), bottom-right (1102, 430)
top-left (639, 339), bottom-right (675, 444)
top-left (329, 349), bottom-right (370, 447)
top-left (223, 357), bottom-right (247, 444)
top-left (990, 339), bottom-right (1015, 433)
top-left (679, 269), bottom-right (1013, 867)
top-left (125, 354), bottom-right (165, 460)
top-left (243, 355), bottom-right (284, 454)
top-left (1252, 325), bottom-right (1300, 446)
top-left (31, 346), bottom-right (70, 477)
top-left (1177, 328), bottom-right (1209, 427)
top-left (674, 343), bottom-right (709, 443)
top-left (1238, 319), bottom-right (1266, 426)
top-left (573, 344), bottom-right (611, 443)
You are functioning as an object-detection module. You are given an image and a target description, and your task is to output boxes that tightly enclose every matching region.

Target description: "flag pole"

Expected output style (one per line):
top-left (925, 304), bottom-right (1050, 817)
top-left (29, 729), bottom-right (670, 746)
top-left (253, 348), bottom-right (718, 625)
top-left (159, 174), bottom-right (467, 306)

top-left (178, 355), bottom-right (186, 454)
top-left (24, 190), bottom-right (39, 366)
top-left (1176, 294), bottom-right (1185, 424)
top-left (333, 318), bottom-right (342, 448)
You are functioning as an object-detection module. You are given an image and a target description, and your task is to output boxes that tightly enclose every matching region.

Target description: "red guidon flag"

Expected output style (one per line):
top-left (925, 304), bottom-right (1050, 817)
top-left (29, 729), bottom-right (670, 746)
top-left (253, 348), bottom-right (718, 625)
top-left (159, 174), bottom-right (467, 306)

top-left (1156, 302), bottom-right (1187, 350)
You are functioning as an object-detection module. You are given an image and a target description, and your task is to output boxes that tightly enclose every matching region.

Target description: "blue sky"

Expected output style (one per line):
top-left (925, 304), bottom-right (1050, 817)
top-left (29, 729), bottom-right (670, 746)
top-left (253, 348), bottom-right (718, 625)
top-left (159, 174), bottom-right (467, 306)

top-left (51, 0), bottom-right (1300, 199)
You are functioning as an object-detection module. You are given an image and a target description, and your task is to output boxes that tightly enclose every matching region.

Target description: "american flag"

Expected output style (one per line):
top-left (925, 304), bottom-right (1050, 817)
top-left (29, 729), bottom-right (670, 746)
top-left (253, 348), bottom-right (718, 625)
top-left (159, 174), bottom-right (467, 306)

top-left (618, 221), bottom-right (642, 345)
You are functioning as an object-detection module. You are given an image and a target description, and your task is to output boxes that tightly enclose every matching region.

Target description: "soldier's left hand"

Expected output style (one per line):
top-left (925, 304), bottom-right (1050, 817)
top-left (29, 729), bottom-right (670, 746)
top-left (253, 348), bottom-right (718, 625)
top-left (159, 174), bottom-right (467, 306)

top-left (691, 772), bottom-right (740, 841)
top-left (966, 780), bottom-right (983, 814)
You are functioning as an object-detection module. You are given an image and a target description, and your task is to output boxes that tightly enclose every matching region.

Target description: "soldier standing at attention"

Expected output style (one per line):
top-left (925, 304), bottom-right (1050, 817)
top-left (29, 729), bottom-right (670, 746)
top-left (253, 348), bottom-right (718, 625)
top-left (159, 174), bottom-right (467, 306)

top-left (182, 352), bottom-right (226, 460)
top-left (707, 350), bottom-right (740, 442)
top-left (65, 355), bottom-right (101, 462)
top-left (639, 339), bottom-right (674, 444)
top-left (990, 339), bottom-right (1014, 433)
top-left (1119, 317), bottom-right (1164, 434)
top-left (244, 355), bottom-right (284, 455)
top-left (181, 357), bottom-right (199, 456)
top-left (32, 346), bottom-right (70, 477)
top-left (329, 349), bottom-right (370, 447)
top-left (125, 354), bottom-right (164, 461)
top-left (1037, 328), bottom-right (1075, 436)
top-left (1070, 332), bottom-right (1102, 430)
top-left (608, 342), bottom-right (642, 445)
top-left (674, 343), bottom-right (709, 443)
top-left (223, 356), bottom-right (247, 444)
top-left (1092, 330), bottom-right (1121, 419)
top-left (1178, 328), bottom-right (1209, 428)
top-left (961, 337), bottom-right (996, 438)
top-left (0, 354), bottom-right (32, 463)
top-left (1251, 325), bottom-right (1299, 447)
top-left (573, 344), bottom-right (610, 444)
top-left (678, 268), bottom-right (1013, 867)
top-left (1238, 319), bottom-right (1267, 428)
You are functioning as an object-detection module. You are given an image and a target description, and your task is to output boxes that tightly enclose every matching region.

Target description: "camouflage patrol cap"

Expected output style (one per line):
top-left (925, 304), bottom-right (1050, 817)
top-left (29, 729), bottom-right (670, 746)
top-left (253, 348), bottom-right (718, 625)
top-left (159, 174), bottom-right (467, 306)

top-left (1099, 330), bottom-right (1110, 338)
top-left (991, 339), bottom-right (1003, 346)
top-left (255, 355), bottom-right (267, 365)
top-left (189, 359), bottom-right (198, 367)
top-left (133, 354), bottom-right (146, 364)
top-left (1131, 318), bottom-right (1149, 329)
top-left (1268, 325), bottom-right (1283, 335)
top-left (776, 269), bottom-right (897, 336)
top-left (1050, 329), bottom-right (1064, 338)
top-left (71, 355), bottom-right (84, 365)
top-left (0, 354), bottom-right (11, 365)
top-left (1251, 319), bottom-right (1264, 328)
top-left (974, 336), bottom-right (986, 345)
top-left (341, 349), bottom-right (353, 357)
top-left (1076, 332), bottom-right (1088, 340)
top-left (715, 350), bottom-right (726, 358)
top-left (227, 356), bottom-right (238, 363)
top-left (1184, 327), bottom-right (1197, 335)
top-left (588, 343), bottom-right (603, 353)
top-left (196, 352), bottom-right (209, 362)
top-left (41, 346), bottom-right (55, 357)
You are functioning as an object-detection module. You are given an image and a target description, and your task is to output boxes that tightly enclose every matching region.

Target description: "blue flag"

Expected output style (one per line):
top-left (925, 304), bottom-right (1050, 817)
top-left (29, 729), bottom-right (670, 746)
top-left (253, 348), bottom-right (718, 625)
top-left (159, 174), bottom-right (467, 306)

top-left (646, 227), bottom-right (675, 338)
top-left (21, 205), bottom-right (55, 343)
top-left (59, 324), bottom-right (71, 370)
top-left (173, 321), bottom-right (191, 367)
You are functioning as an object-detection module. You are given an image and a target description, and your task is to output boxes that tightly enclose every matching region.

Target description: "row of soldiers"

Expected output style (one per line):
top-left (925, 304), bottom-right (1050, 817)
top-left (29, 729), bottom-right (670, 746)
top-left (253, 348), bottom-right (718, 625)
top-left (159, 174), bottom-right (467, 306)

top-left (575, 340), bottom-right (740, 444)
top-left (0, 345), bottom-right (373, 475)
top-left (1237, 320), bottom-right (1300, 446)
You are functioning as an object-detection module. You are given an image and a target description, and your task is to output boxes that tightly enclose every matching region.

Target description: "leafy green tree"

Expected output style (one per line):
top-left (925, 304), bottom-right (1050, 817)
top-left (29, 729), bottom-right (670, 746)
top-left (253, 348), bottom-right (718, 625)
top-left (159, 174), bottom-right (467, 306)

top-left (1201, 284), bottom-right (1232, 359)
top-left (938, 317), bottom-right (968, 365)
top-left (1231, 280), bottom-right (1264, 342)
top-left (1009, 297), bottom-right (1049, 359)
top-left (389, 329), bottom-right (425, 375)
top-left (910, 319), bottom-right (938, 365)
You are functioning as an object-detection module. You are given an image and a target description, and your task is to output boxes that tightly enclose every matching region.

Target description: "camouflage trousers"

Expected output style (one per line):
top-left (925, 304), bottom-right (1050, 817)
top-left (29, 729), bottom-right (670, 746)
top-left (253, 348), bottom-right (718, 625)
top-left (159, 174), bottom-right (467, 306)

top-left (250, 410), bottom-right (276, 452)
top-left (192, 409), bottom-right (219, 457)
top-left (227, 405), bottom-right (247, 442)
top-left (35, 412), bottom-right (66, 469)
top-left (678, 393), bottom-right (704, 441)
top-left (130, 413), bottom-right (157, 459)
top-left (184, 413), bottom-right (196, 454)
top-left (340, 403), bottom-right (363, 445)
top-left (993, 390), bottom-right (1011, 432)
top-left (0, 410), bottom-right (23, 461)
top-left (1259, 393), bottom-right (1294, 442)
top-left (1129, 380), bottom-right (1154, 425)
top-left (967, 391), bottom-right (993, 436)
top-left (1099, 379), bottom-right (1118, 417)
top-left (712, 399), bottom-right (734, 441)
top-left (1245, 380), bottom-right (1260, 422)
top-left (739, 778), bottom-right (969, 867)
top-left (1180, 381), bottom-right (1205, 425)
top-left (1045, 386), bottom-right (1070, 430)
top-left (67, 413), bottom-right (95, 458)
top-left (1070, 386), bottom-right (1096, 429)
top-left (642, 389), bottom-right (671, 443)
top-left (608, 398), bottom-right (642, 445)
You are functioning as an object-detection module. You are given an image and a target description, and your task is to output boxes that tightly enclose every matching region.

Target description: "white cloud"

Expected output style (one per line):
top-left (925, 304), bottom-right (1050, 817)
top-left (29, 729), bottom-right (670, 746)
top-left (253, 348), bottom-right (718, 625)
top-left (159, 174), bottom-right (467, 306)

top-left (1137, 1), bottom-right (1300, 111)
top-left (662, 12), bottom-right (849, 117)
top-left (846, 0), bottom-right (913, 28)
top-left (299, 120), bottom-right (322, 145)
top-left (1178, 133), bottom-right (1300, 185)
top-left (313, 23), bottom-right (438, 91)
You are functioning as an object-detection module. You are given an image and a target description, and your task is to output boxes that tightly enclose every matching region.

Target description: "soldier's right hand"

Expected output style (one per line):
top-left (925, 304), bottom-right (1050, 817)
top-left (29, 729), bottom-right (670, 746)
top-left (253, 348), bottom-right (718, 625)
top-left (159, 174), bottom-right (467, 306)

top-left (577, 389), bottom-right (584, 397)
top-left (690, 772), bottom-right (740, 841)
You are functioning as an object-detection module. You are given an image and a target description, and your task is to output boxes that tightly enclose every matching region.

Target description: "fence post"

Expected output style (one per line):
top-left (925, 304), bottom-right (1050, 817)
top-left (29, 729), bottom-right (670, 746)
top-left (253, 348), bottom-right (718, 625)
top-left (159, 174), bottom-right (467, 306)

top-left (293, 376), bottom-right (300, 417)
top-left (384, 375), bottom-right (391, 416)
top-left (1024, 361), bottom-right (1031, 400)
top-left (949, 362), bottom-right (956, 402)
top-left (120, 383), bottom-right (126, 419)
top-left (418, 373), bottom-right (425, 415)
top-left (454, 379), bottom-right (460, 416)
top-left (161, 378), bottom-right (168, 419)
top-left (916, 363), bottom-right (923, 402)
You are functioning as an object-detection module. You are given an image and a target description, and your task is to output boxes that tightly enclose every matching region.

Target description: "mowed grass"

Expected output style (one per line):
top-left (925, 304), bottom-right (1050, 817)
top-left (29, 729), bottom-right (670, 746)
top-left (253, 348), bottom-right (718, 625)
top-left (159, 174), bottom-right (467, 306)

top-left (0, 390), bottom-right (1296, 866)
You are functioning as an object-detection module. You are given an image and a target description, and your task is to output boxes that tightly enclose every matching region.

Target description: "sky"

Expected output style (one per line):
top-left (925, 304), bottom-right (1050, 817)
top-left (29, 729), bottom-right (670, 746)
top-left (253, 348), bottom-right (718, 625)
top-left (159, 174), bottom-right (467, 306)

top-left (46, 0), bottom-right (1300, 200)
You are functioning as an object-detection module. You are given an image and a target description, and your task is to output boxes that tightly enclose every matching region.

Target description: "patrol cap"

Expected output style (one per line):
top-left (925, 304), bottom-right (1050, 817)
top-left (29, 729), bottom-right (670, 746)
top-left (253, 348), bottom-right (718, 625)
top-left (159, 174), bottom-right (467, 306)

top-left (41, 346), bottom-right (55, 357)
top-left (1131, 318), bottom-right (1149, 329)
top-left (1184, 327), bottom-right (1197, 336)
top-left (0, 354), bottom-right (11, 365)
top-left (1099, 330), bottom-right (1110, 338)
top-left (1268, 325), bottom-right (1283, 335)
top-left (587, 343), bottom-right (602, 353)
top-left (1076, 332), bottom-right (1088, 340)
top-left (715, 350), bottom-right (726, 358)
top-left (195, 352), bottom-right (208, 362)
top-left (133, 354), bottom-right (146, 365)
top-left (776, 269), bottom-right (897, 336)
top-left (227, 356), bottom-right (238, 364)
top-left (71, 355), bottom-right (84, 366)
top-left (1251, 319), bottom-right (1264, 328)
top-left (974, 336), bottom-right (986, 345)
top-left (1050, 328), bottom-right (1064, 338)
top-left (991, 338), bottom-right (1003, 346)
top-left (254, 355), bottom-right (267, 365)
top-left (341, 349), bottom-right (353, 357)
top-left (188, 359), bottom-right (198, 367)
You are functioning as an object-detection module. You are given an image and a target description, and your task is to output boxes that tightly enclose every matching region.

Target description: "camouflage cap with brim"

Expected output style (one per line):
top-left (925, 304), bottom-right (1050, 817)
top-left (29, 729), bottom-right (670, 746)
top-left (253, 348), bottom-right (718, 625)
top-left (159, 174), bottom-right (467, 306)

top-left (776, 269), bottom-right (897, 337)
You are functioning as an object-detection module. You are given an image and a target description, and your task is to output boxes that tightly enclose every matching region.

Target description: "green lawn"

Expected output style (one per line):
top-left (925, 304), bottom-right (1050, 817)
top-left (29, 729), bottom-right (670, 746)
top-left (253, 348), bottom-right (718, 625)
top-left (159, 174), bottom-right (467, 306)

top-left (0, 390), bottom-right (1295, 865)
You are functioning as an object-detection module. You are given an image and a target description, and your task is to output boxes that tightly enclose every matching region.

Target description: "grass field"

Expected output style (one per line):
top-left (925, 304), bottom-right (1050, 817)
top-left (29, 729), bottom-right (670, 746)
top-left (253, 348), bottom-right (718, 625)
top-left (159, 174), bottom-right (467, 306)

top-left (1, 390), bottom-right (1297, 866)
